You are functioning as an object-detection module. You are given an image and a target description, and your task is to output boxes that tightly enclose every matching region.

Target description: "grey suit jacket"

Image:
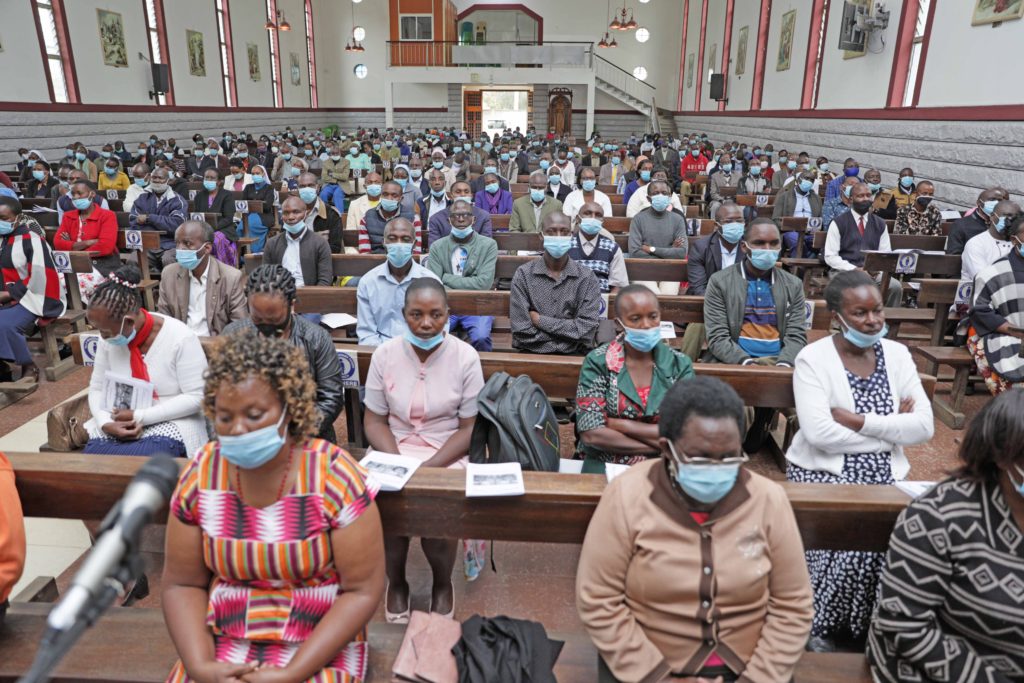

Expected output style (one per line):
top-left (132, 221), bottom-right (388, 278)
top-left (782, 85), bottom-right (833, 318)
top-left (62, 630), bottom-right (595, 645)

top-left (157, 257), bottom-right (249, 335)
top-left (771, 187), bottom-right (823, 228)
top-left (703, 261), bottom-right (807, 366)
top-left (263, 229), bottom-right (334, 286)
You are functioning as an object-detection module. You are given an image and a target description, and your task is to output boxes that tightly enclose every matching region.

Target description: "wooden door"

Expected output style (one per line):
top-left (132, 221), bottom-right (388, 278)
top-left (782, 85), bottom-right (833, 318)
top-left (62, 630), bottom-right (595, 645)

top-left (464, 90), bottom-right (482, 138)
top-left (548, 94), bottom-right (571, 137)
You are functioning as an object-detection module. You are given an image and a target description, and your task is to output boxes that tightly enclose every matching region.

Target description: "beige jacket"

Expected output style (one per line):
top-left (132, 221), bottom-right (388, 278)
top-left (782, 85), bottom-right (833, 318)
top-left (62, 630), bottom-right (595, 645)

top-left (157, 257), bottom-right (248, 336)
top-left (576, 458), bottom-right (813, 683)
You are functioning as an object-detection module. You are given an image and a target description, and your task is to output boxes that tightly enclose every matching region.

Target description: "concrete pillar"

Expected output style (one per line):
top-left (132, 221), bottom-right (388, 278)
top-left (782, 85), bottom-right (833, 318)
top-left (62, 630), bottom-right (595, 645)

top-left (384, 81), bottom-right (394, 128)
top-left (586, 80), bottom-right (596, 139)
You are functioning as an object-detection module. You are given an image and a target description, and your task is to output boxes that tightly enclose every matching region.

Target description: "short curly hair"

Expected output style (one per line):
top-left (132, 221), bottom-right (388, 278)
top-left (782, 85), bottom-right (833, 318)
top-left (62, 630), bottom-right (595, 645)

top-left (203, 330), bottom-right (320, 438)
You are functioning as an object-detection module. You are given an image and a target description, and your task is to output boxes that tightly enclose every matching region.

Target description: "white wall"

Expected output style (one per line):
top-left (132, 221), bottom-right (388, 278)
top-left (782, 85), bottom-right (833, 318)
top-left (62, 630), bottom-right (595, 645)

top-left (700, 0), bottom-right (728, 112)
top-left (3, 0), bottom-right (50, 103)
top-left (918, 1), bottom-right (1024, 107)
top-left (759, 0), bottom-right (810, 111)
top-left (163, 0), bottom-right (224, 106)
top-left (276, 0), bottom-right (310, 108)
top-left (64, 0), bottom-right (151, 105)
top-left (315, 0), bottom-right (388, 108)
top-left (725, 0), bottom-right (762, 111)
top-left (815, 0), bottom-right (902, 109)
top-left (679, 0), bottom-right (703, 111)
top-left (232, 2), bottom-right (275, 107)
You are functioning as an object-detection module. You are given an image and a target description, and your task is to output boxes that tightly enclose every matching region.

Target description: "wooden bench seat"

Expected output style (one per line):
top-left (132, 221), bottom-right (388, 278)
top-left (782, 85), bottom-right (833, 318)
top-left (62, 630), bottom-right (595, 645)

top-left (912, 345), bottom-right (972, 429)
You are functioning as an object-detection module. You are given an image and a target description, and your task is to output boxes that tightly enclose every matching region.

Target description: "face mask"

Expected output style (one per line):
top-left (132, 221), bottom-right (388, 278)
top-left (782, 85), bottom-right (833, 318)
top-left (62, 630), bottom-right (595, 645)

top-left (206, 149), bottom-right (216, 157)
top-left (720, 221), bottom-right (744, 244)
top-left (485, 182), bottom-right (499, 194)
top-left (621, 324), bottom-right (661, 352)
top-left (900, 176), bottom-right (914, 189)
top-left (386, 141), bottom-right (394, 148)
top-left (411, 169), bottom-right (422, 179)
top-left (838, 315), bottom-right (888, 349)
top-left (549, 175), bottom-right (561, 186)
top-left (852, 200), bottom-right (874, 214)
top-left (283, 219), bottom-right (305, 235)
top-left (32, 170), bottom-right (45, 182)
top-left (134, 177), bottom-right (148, 187)
top-left (394, 177), bottom-right (408, 190)
top-left (691, 150), bottom-right (700, 158)
top-left (720, 164), bottom-right (733, 173)
top-left (454, 195), bottom-right (472, 204)
top-left (982, 200), bottom-right (998, 215)
top-left (639, 170), bottom-right (652, 182)
top-left (75, 152), bottom-right (87, 161)
top-left (366, 183), bottom-right (382, 198)
top-left (539, 160), bottom-right (550, 171)
top-left (72, 197), bottom-right (93, 211)
top-left (100, 151), bottom-right (112, 159)
top-left (330, 155), bottom-right (342, 162)
top-left (450, 225), bottom-right (474, 239)
top-left (219, 410), bottom-right (287, 470)
top-left (105, 318), bottom-right (137, 347)
top-left (298, 187), bottom-right (318, 204)
top-left (786, 160), bottom-right (797, 171)
top-left (994, 216), bottom-right (1007, 232)
top-left (271, 146), bottom-right (280, 154)
top-left (749, 166), bottom-right (761, 177)
top-left (529, 188), bottom-right (546, 203)
top-left (746, 246), bottom-right (780, 270)
top-left (580, 217), bottom-right (602, 236)
top-left (290, 167), bottom-right (301, 177)
top-left (845, 166), bottom-right (860, 177)
top-left (567, 152), bottom-right (575, 159)
top-left (429, 161), bottom-right (443, 170)
top-left (843, 185), bottom-right (853, 199)
top-left (175, 246), bottom-right (206, 270)
top-left (0, 221), bottom-right (13, 236)
top-left (203, 180), bottom-right (217, 192)
top-left (669, 443), bottom-right (741, 504)
top-left (499, 153), bottom-right (509, 161)
top-left (819, 163), bottom-right (829, 173)
top-left (650, 195), bottom-right (671, 212)
top-left (193, 150), bottom-right (203, 157)
top-left (65, 149), bottom-right (74, 157)
top-left (611, 156), bottom-right (620, 166)
top-left (543, 235), bottom-right (572, 259)
top-left (484, 166), bottom-right (497, 175)
top-left (867, 182), bottom-right (881, 193)
top-left (372, 144), bottom-right (380, 151)
top-left (404, 328), bottom-right (444, 351)
top-left (917, 196), bottom-right (934, 208)
top-left (350, 148), bottom-right (359, 155)
top-left (282, 153), bottom-right (293, 161)
top-left (798, 179), bottom-right (814, 193)
top-left (474, 142), bottom-right (482, 148)
top-left (386, 242), bottom-right (413, 267)
top-left (380, 197), bottom-right (400, 212)
top-left (581, 179), bottom-right (596, 192)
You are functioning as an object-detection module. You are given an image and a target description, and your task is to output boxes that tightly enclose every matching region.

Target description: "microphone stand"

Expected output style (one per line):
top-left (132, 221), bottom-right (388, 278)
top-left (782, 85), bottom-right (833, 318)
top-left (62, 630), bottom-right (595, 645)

top-left (17, 505), bottom-right (149, 683)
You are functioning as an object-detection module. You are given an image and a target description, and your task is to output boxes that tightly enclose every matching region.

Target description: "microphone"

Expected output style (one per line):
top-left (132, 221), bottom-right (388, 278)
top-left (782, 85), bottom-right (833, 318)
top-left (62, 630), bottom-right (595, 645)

top-left (45, 455), bottom-right (180, 633)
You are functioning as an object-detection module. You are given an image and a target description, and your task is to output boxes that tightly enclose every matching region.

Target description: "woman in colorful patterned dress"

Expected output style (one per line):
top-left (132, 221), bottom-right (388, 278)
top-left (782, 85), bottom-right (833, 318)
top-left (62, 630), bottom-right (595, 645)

top-left (575, 284), bottom-right (694, 470)
top-left (162, 332), bottom-right (384, 683)
top-left (785, 270), bottom-right (933, 652)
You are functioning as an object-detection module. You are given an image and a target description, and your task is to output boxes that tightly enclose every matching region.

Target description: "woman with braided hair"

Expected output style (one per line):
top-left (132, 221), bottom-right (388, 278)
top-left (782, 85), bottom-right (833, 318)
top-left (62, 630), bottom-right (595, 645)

top-left (83, 264), bottom-right (207, 456)
top-left (163, 332), bottom-right (384, 683)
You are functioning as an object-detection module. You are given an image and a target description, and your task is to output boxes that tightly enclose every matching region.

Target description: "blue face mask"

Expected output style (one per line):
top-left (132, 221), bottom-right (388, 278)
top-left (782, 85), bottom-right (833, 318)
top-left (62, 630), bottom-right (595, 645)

top-left (432, 161), bottom-right (445, 170)
top-left (720, 222), bottom-right (744, 244)
top-left (32, 170), bottom-right (46, 182)
top-left (900, 176), bottom-right (915, 189)
top-left (500, 153), bottom-right (510, 161)
top-left (843, 185), bottom-right (853, 198)
top-left (134, 177), bottom-right (148, 187)
top-left (430, 188), bottom-right (446, 198)
top-left (290, 167), bottom-right (301, 177)
top-left (838, 315), bottom-right (888, 349)
top-left (175, 246), bottom-right (206, 270)
top-left (203, 180), bottom-right (217, 192)
top-left (669, 442), bottom-right (741, 504)
top-left (72, 197), bottom-right (93, 211)
top-left (404, 328), bottom-right (444, 351)
top-left (542, 235), bottom-right (572, 259)
top-left (484, 166), bottom-right (497, 175)
top-left (982, 200), bottom-right (998, 215)
top-left (611, 156), bottom-right (620, 166)
top-left (749, 166), bottom-right (762, 177)
top-left (787, 160), bottom-right (797, 170)
top-left (252, 174), bottom-right (266, 186)
top-left (845, 166), bottom-right (860, 178)
top-left (75, 152), bottom-right (87, 161)
top-left (639, 170), bottom-right (652, 182)
top-left (380, 197), bottom-right (400, 212)
top-left (219, 410), bottom-right (288, 470)
top-left (105, 166), bottom-right (118, 176)
top-left (579, 217), bottom-right (603, 236)
top-left (283, 220), bottom-right (305, 235)
top-left (747, 246), bottom-right (780, 271)
top-left (450, 225), bottom-right (474, 240)
top-left (298, 187), bottom-right (318, 204)
top-left (819, 163), bottom-right (829, 173)
top-left (485, 182), bottom-right (499, 194)
top-left (394, 177), bottom-right (409, 190)
top-left (650, 195), bottom-right (671, 212)
top-left (530, 188), bottom-right (545, 203)
top-left (238, 152), bottom-right (249, 159)
top-left (621, 324), bottom-right (661, 352)
top-left (995, 216), bottom-right (1007, 232)
top-left (867, 182), bottom-right (882, 193)
top-left (366, 184), bottom-right (382, 198)
top-left (720, 164), bottom-right (733, 173)
top-left (539, 160), bottom-right (550, 170)
top-left (386, 242), bottom-right (413, 268)
top-left (0, 221), bottom-right (14, 235)
top-left (581, 179), bottom-right (597, 192)
top-left (105, 317), bottom-right (137, 347)
top-left (798, 179), bottom-right (814, 193)
top-left (548, 175), bottom-right (561, 186)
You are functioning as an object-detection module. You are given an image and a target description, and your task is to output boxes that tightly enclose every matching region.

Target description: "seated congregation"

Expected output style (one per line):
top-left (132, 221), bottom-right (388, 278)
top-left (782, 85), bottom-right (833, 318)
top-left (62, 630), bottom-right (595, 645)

top-left (1, 126), bottom-right (1022, 683)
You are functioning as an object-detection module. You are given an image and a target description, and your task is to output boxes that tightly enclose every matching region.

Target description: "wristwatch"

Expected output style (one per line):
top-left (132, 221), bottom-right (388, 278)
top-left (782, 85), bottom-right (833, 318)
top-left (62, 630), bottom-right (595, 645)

top-left (650, 246), bottom-right (656, 253)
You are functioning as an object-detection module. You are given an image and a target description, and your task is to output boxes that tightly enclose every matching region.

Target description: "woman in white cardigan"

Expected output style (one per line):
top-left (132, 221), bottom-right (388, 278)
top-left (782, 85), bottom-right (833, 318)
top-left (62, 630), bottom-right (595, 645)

top-left (83, 265), bottom-right (208, 458)
top-left (787, 269), bottom-right (933, 653)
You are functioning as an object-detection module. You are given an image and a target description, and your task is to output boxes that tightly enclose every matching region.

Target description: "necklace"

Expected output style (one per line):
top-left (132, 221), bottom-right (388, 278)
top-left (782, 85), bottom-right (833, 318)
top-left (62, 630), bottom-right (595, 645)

top-left (234, 446), bottom-right (295, 505)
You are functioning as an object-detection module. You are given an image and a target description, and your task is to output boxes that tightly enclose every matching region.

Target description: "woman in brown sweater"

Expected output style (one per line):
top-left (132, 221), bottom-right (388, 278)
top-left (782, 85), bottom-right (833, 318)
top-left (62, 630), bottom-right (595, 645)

top-left (576, 376), bottom-right (813, 683)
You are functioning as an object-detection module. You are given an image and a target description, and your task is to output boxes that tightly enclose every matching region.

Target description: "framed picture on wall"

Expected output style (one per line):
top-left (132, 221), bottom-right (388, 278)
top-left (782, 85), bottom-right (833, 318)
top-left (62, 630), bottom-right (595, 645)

top-left (686, 53), bottom-right (695, 89)
top-left (843, 0), bottom-right (870, 59)
top-left (97, 9), bottom-right (128, 68)
top-left (186, 30), bottom-right (206, 77)
top-left (290, 53), bottom-right (301, 86)
top-left (736, 26), bottom-right (748, 75)
top-left (972, 0), bottom-right (1024, 25)
top-left (776, 9), bottom-right (796, 71)
top-left (247, 42), bottom-right (261, 81)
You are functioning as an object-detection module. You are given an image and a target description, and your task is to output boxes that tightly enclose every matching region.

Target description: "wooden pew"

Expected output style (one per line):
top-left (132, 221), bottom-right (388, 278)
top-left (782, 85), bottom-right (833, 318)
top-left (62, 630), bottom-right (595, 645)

top-left (44, 228), bottom-right (161, 309)
top-left (863, 251), bottom-right (961, 308)
top-left (910, 279), bottom-right (971, 429)
top-left (36, 251), bottom-right (91, 381)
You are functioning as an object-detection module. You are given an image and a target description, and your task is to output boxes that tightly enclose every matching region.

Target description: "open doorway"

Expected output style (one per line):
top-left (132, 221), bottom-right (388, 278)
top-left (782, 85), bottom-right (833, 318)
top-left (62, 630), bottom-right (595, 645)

top-left (463, 86), bottom-right (532, 138)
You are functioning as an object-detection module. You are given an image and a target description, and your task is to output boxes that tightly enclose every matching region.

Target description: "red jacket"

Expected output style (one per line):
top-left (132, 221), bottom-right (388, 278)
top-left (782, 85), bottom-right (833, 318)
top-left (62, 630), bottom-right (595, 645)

top-left (54, 205), bottom-right (118, 258)
top-left (680, 154), bottom-right (709, 180)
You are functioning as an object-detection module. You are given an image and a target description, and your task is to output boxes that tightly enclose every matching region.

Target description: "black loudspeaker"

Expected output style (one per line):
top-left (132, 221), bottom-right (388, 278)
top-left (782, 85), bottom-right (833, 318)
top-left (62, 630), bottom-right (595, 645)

top-left (151, 64), bottom-right (170, 94)
top-left (709, 73), bottom-right (726, 101)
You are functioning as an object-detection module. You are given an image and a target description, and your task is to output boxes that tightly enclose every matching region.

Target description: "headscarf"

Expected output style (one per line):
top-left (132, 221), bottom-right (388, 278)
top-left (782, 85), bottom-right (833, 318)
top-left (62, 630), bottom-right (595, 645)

top-left (26, 149), bottom-right (47, 164)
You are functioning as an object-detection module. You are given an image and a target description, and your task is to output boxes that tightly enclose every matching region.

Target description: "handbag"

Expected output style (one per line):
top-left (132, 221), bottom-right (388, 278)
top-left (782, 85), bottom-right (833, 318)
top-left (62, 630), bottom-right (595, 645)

top-left (46, 394), bottom-right (92, 451)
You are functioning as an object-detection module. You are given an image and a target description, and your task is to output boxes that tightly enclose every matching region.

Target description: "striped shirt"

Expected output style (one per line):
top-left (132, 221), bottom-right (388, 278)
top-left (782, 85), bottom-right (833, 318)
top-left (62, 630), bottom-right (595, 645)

top-left (0, 225), bottom-right (66, 320)
top-left (737, 265), bottom-right (780, 358)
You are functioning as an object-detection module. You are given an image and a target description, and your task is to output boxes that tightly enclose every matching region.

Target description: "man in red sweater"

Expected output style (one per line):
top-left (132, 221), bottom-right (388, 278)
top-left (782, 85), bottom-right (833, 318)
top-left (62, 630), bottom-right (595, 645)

top-left (679, 143), bottom-right (709, 203)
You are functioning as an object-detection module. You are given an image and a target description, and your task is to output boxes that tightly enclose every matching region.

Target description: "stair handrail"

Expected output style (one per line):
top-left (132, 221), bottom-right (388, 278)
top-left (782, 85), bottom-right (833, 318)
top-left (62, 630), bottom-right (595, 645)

top-left (593, 54), bottom-right (655, 113)
top-left (651, 96), bottom-right (660, 134)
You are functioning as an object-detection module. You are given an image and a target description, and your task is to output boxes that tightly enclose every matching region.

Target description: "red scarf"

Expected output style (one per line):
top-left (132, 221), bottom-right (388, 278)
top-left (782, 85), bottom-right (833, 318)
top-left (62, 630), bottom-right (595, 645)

top-left (127, 309), bottom-right (155, 383)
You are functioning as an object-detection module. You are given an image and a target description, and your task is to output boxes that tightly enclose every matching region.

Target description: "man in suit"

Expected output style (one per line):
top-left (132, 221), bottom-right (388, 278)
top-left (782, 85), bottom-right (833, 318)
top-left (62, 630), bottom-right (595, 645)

top-left (597, 154), bottom-right (625, 188)
top-left (158, 220), bottom-right (248, 336)
top-left (773, 170), bottom-right (823, 257)
top-left (417, 168), bottom-right (452, 228)
top-left (546, 166), bottom-right (571, 203)
top-left (510, 171), bottom-right (563, 233)
top-left (651, 139), bottom-right (680, 191)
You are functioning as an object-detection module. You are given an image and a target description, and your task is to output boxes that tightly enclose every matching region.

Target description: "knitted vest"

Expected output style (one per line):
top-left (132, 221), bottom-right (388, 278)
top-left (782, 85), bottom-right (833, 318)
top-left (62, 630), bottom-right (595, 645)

top-left (362, 205), bottom-right (414, 254)
top-left (834, 211), bottom-right (886, 267)
top-left (569, 234), bottom-right (618, 292)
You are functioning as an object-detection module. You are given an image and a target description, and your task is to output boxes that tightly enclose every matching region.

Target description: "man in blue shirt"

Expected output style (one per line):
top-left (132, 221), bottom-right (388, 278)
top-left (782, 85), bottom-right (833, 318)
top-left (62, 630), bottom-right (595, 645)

top-left (825, 158), bottom-right (862, 201)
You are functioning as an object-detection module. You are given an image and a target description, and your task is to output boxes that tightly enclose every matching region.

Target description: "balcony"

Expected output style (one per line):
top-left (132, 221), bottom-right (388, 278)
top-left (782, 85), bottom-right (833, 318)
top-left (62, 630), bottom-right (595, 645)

top-left (386, 40), bottom-right (593, 69)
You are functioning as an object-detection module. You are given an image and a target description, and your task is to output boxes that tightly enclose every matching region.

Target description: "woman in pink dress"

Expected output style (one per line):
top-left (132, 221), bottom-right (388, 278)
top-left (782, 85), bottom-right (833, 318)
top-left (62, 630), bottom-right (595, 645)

top-left (363, 278), bottom-right (485, 624)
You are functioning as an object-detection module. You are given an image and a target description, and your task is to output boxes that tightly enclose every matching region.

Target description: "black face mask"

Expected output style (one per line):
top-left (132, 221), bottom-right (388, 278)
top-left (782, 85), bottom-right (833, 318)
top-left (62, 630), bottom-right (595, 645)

top-left (255, 318), bottom-right (289, 338)
top-left (916, 196), bottom-right (934, 208)
top-left (852, 200), bottom-right (874, 214)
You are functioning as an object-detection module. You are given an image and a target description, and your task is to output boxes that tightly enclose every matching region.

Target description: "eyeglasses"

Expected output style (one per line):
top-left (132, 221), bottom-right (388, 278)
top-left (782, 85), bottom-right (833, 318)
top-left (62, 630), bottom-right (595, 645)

top-left (668, 441), bottom-right (747, 467)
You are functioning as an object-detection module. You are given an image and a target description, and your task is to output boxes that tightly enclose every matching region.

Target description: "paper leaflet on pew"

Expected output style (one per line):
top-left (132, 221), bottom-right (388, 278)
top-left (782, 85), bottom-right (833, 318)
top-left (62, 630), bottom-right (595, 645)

top-left (465, 462), bottom-right (525, 497)
top-left (360, 450), bottom-right (421, 492)
top-left (103, 373), bottom-right (154, 412)
top-left (320, 313), bottom-right (358, 329)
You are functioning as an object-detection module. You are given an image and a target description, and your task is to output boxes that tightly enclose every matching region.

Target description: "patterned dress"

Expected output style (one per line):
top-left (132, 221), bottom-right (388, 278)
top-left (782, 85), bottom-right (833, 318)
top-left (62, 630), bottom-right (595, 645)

top-left (786, 343), bottom-right (895, 639)
top-left (166, 439), bottom-right (379, 683)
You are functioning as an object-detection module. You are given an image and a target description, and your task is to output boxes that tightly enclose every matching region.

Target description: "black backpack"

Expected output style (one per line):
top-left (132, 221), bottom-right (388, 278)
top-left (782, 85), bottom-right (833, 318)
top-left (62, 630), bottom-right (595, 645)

top-left (469, 372), bottom-right (560, 472)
